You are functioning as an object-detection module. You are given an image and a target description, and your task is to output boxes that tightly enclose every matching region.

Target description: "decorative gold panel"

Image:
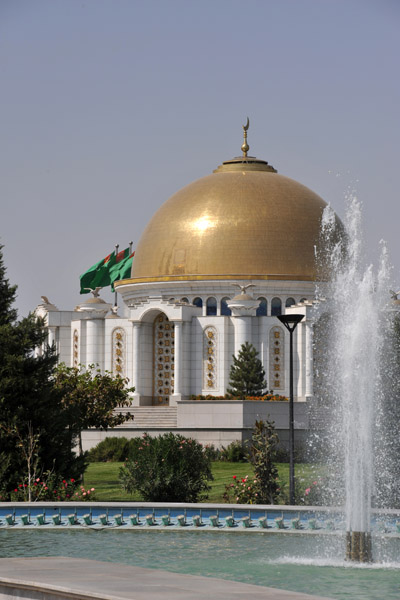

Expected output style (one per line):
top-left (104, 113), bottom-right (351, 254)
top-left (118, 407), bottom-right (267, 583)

top-left (73, 329), bottom-right (79, 367)
top-left (153, 314), bottom-right (174, 405)
top-left (112, 328), bottom-right (126, 377)
top-left (270, 326), bottom-right (284, 390)
top-left (203, 326), bottom-right (217, 390)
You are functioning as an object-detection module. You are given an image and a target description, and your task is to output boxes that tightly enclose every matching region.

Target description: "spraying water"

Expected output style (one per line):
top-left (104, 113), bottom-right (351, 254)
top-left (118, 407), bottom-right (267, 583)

top-left (316, 193), bottom-right (396, 561)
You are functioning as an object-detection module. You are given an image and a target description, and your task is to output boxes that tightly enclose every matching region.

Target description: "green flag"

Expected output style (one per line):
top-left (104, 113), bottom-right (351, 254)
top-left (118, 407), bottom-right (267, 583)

top-left (111, 249), bottom-right (135, 290)
top-left (80, 252), bottom-right (116, 294)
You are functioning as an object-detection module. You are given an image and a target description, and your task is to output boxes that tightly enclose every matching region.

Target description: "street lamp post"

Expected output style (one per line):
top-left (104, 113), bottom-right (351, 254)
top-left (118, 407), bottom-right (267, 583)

top-left (277, 313), bottom-right (304, 505)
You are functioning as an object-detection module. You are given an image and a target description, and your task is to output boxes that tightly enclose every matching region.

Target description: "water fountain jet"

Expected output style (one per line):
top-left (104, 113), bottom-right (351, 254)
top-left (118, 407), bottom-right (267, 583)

top-left (317, 194), bottom-right (398, 563)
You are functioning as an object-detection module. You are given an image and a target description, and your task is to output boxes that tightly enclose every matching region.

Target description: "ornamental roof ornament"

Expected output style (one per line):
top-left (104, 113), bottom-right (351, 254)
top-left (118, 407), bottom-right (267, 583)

top-left (241, 117), bottom-right (250, 157)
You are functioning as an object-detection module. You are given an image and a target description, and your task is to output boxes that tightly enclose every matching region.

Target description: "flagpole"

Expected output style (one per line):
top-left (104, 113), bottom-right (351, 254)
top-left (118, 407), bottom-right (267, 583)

top-left (114, 244), bottom-right (119, 308)
top-left (129, 241), bottom-right (133, 254)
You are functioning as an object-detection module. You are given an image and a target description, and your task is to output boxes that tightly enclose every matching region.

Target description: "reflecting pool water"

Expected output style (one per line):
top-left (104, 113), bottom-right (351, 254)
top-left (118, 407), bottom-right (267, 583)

top-left (1, 529), bottom-right (399, 600)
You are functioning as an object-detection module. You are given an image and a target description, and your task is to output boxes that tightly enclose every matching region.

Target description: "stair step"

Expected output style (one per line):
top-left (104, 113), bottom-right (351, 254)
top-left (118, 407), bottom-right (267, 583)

top-left (116, 406), bottom-right (177, 428)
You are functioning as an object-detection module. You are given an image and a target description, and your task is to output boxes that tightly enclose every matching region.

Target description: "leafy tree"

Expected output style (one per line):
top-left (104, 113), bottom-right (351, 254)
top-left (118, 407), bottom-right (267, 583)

top-left (0, 244), bottom-right (84, 497)
top-left (248, 419), bottom-right (280, 504)
top-left (53, 363), bottom-right (134, 456)
top-left (227, 342), bottom-right (267, 397)
top-left (120, 433), bottom-right (213, 502)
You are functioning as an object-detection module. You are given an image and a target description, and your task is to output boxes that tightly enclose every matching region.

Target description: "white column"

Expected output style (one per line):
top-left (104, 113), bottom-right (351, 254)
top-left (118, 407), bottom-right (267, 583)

top-left (305, 321), bottom-right (314, 398)
top-left (86, 319), bottom-right (103, 366)
top-left (232, 316), bottom-right (252, 355)
top-left (171, 321), bottom-right (183, 404)
top-left (47, 326), bottom-right (57, 349)
top-left (132, 322), bottom-right (141, 404)
top-left (260, 318), bottom-right (269, 380)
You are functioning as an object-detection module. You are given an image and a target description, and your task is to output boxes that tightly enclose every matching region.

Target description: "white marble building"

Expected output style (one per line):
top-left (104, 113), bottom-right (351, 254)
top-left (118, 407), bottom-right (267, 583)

top-left (36, 133), bottom-right (337, 449)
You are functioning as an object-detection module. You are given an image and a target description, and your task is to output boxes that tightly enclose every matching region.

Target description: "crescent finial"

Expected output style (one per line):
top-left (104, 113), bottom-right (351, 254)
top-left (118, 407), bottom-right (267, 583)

top-left (241, 117), bottom-right (250, 157)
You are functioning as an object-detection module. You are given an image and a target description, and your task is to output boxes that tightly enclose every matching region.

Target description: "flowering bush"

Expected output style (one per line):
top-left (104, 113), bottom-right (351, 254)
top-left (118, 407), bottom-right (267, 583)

top-left (223, 475), bottom-right (260, 504)
top-left (120, 433), bottom-right (213, 502)
top-left (9, 473), bottom-right (95, 502)
top-left (296, 477), bottom-right (331, 506)
top-left (245, 394), bottom-right (288, 402)
top-left (72, 485), bottom-right (96, 501)
top-left (189, 393), bottom-right (288, 401)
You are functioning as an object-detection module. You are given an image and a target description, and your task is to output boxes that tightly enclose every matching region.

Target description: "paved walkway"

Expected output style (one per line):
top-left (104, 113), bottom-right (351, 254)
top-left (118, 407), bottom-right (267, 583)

top-left (0, 557), bottom-right (333, 600)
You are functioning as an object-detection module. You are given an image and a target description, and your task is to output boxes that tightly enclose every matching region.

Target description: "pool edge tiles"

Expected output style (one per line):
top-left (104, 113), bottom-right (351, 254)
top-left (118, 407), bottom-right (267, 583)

top-left (0, 503), bottom-right (399, 534)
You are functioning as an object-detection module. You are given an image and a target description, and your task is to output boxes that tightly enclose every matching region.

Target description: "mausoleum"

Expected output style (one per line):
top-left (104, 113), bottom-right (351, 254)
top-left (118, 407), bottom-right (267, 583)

top-left (36, 125), bottom-right (336, 449)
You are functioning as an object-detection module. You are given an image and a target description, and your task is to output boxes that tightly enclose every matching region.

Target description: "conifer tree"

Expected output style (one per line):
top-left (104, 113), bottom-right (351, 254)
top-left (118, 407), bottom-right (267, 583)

top-left (227, 341), bottom-right (267, 397)
top-left (0, 244), bottom-right (84, 497)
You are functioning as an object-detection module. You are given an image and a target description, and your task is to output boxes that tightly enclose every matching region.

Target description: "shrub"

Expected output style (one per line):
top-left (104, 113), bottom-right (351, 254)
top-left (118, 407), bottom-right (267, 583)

top-left (220, 440), bottom-right (248, 462)
top-left (88, 437), bottom-right (130, 462)
top-left (223, 421), bottom-right (281, 504)
top-left (119, 433), bottom-right (213, 502)
top-left (248, 420), bottom-right (280, 504)
top-left (203, 444), bottom-right (221, 461)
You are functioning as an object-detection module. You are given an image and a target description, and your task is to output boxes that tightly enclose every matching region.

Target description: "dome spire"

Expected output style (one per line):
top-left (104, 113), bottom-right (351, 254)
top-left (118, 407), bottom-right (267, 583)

top-left (241, 117), bottom-right (250, 157)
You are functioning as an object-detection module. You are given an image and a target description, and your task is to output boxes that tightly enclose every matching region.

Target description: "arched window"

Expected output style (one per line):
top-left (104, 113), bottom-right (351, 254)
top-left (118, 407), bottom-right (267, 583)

top-left (256, 297), bottom-right (268, 316)
top-left (300, 297), bottom-right (307, 303)
top-left (206, 297), bottom-right (217, 316)
top-left (221, 297), bottom-right (231, 316)
top-left (181, 297), bottom-right (189, 303)
top-left (271, 297), bottom-right (282, 316)
top-left (193, 297), bottom-right (203, 308)
top-left (285, 297), bottom-right (295, 308)
top-left (169, 297), bottom-right (175, 303)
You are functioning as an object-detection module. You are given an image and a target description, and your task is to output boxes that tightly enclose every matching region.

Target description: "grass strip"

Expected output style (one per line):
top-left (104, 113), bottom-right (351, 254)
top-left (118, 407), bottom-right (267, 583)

top-left (85, 461), bottom-right (322, 503)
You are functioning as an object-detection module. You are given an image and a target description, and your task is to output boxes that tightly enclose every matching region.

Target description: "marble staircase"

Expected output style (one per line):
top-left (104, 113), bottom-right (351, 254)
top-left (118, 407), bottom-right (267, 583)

top-left (118, 406), bottom-right (178, 429)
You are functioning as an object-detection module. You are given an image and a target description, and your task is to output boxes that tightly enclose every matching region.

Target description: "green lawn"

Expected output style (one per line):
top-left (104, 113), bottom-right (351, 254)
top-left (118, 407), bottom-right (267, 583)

top-left (85, 461), bottom-right (322, 503)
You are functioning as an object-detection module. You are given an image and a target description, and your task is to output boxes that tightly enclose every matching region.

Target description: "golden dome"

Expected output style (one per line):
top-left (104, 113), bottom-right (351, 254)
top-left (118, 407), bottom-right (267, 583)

top-left (124, 154), bottom-right (331, 284)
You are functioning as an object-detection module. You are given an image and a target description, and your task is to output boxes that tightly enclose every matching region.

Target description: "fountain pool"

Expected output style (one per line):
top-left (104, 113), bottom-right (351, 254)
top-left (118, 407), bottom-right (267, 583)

top-left (0, 527), bottom-right (399, 600)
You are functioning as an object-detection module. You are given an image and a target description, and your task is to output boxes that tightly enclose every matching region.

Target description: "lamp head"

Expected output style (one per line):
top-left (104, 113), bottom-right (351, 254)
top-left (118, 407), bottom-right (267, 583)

top-left (277, 314), bottom-right (304, 332)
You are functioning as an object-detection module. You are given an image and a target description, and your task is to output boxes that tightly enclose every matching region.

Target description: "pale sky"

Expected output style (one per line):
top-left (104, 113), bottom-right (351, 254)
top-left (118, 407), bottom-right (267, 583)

top-left (1, 0), bottom-right (399, 317)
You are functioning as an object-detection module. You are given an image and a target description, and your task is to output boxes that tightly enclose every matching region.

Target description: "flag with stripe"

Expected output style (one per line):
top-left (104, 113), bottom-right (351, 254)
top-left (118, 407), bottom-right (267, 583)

top-left (79, 252), bottom-right (115, 294)
top-left (111, 249), bottom-right (135, 290)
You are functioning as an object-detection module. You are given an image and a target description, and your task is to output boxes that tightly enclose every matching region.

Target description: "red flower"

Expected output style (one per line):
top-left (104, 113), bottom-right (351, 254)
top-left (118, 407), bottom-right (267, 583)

top-left (233, 475), bottom-right (237, 480)
top-left (14, 489), bottom-right (18, 492)
top-left (18, 484), bottom-right (23, 487)
top-left (70, 478), bottom-right (75, 483)
top-left (62, 480), bottom-right (66, 484)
